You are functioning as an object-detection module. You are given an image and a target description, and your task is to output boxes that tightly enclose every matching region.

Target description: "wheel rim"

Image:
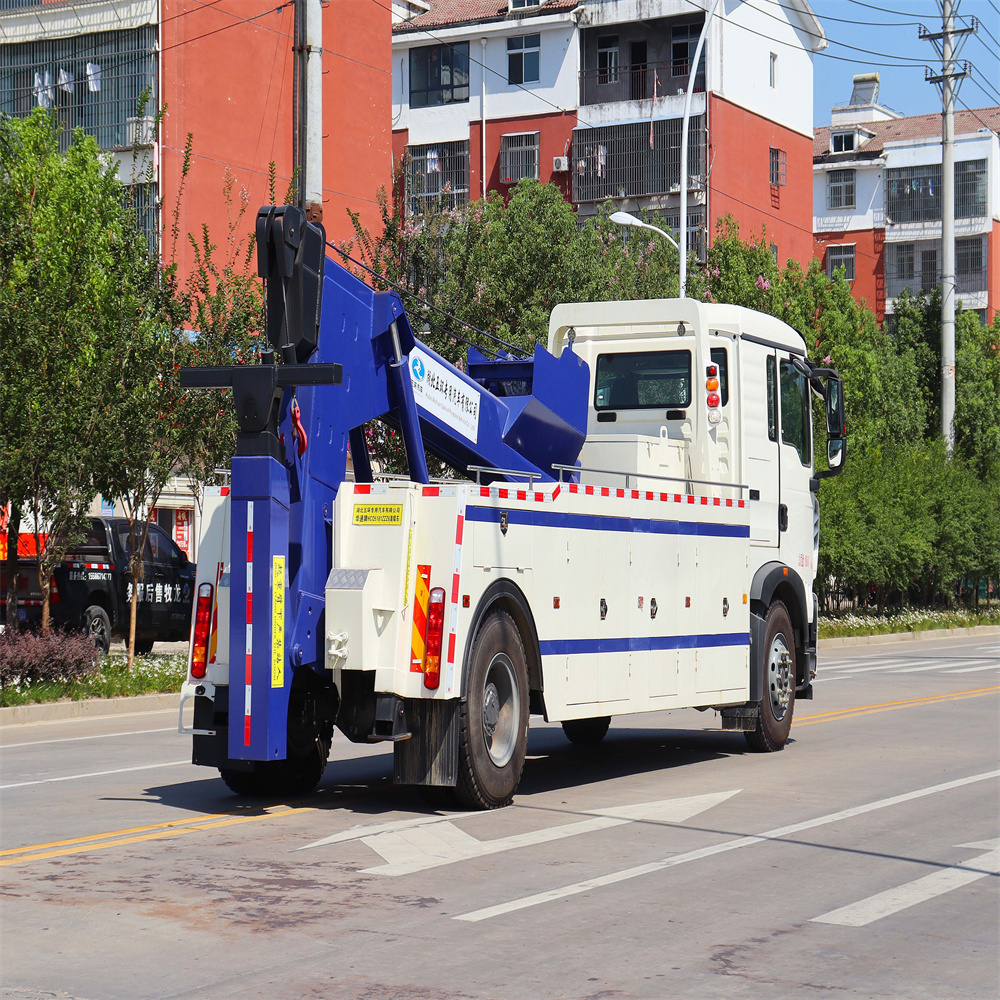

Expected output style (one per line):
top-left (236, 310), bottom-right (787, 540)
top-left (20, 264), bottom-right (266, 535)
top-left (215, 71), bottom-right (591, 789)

top-left (768, 631), bottom-right (793, 721)
top-left (88, 614), bottom-right (107, 647)
top-left (481, 652), bottom-right (519, 767)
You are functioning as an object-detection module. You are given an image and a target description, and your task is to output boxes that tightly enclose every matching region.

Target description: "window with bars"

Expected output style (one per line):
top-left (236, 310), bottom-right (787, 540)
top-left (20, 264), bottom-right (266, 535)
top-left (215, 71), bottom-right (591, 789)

top-left (658, 208), bottom-right (706, 260)
top-left (827, 169), bottom-right (856, 210)
top-left (885, 165), bottom-right (941, 223)
top-left (826, 245), bottom-right (855, 281)
top-left (406, 140), bottom-right (470, 215)
top-left (769, 147), bottom-right (787, 187)
top-left (500, 132), bottom-right (539, 184)
top-left (0, 26), bottom-right (157, 152)
top-left (956, 235), bottom-right (987, 292)
top-left (507, 34), bottom-right (540, 85)
top-left (886, 236), bottom-right (987, 298)
top-left (409, 43), bottom-right (469, 109)
top-left (955, 159), bottom-right (987, 218)
top-left (571, 115), bottom-right (706, 205)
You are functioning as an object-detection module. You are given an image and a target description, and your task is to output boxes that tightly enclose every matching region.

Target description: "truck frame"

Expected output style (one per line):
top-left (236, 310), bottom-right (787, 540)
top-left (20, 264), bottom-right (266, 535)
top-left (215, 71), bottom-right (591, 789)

top-left (179, 205), bottom-right (846, 808)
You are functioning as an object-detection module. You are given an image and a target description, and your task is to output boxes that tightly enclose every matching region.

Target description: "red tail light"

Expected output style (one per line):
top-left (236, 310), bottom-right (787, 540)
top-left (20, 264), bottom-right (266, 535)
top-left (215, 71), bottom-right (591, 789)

top-left (190, 583), bottom-right (213, 679)
top-left (423, 587), bottom-right (446, 690)
top-left (49, 577), bottom-right (60, 605)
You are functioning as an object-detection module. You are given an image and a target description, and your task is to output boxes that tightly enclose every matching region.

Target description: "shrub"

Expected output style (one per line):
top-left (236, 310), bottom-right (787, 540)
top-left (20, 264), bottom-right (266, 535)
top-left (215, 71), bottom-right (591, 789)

top-left (0, 626), bottom-right (100, 688)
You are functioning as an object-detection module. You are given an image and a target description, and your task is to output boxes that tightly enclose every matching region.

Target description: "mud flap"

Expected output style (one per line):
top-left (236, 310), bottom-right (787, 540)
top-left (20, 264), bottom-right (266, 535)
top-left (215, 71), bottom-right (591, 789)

top-left (394, 699), bottom-right (459, 787)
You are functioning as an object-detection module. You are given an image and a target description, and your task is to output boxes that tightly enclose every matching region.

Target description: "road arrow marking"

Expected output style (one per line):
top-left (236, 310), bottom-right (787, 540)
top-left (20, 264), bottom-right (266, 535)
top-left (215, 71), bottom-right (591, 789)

top-left (812, 839), bottom-right (1000, 927)
top-left (297, 790), bottom-right (739, 876)
top-left (454, 770), bottom-right (999, 922)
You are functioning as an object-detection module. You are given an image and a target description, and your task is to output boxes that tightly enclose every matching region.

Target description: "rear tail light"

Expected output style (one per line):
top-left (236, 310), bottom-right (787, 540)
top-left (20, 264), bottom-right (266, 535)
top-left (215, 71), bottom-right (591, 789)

top-left (423, 587), bottom-right (446, 690)
top-left (706, 364), bottom-right (722, 425)
top-left (49, 577), bottom-right (60, 605)
top-left (190, 583), bottom-right (213, 679)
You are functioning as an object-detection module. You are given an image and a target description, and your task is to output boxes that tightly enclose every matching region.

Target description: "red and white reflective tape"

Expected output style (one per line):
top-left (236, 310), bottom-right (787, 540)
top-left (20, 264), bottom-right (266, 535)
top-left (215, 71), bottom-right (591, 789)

top-left (444, 488), bottom-right (466, 694)
top-left (68, 561), bottom-right (112, 570)
top-left (477, 484), bottom-right (560, 503)
top-left (566, 483), bottom-right (745, 509)
top-left (353, 483), bottom-right (389, 495)
top-left (244, 502), bottom-right (254, 747)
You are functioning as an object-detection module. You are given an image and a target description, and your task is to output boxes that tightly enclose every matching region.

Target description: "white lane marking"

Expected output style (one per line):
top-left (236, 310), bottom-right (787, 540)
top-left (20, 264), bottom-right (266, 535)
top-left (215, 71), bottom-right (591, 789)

top-left (949, 663), bottom-right (1000, 674)
top-left (812, 676), bottom-right (849, 684)
top-left (308, 791), bottom-right (740, 877)
top-left (812, 840), bottom-right (1000, 927)
top-left (1, 760), bottom-right (190, 790)
top-left (453, 770), bottom-right (999, 922)
top-left (821, 660), bottom-right (910, 673)
top-left (297, 812), bottom-right (480, 851)
top-left (2, 727), bottom-right (175, 749)
top-left (889, 661), bottom-right (969, 674)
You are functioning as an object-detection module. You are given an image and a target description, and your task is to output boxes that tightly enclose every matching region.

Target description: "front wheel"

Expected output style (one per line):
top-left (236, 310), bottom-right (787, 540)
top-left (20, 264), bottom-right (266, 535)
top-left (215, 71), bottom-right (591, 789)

top-left (456, 610), bottom-right (530, 809)
top-left (745, 601), bottom-right (796, 752)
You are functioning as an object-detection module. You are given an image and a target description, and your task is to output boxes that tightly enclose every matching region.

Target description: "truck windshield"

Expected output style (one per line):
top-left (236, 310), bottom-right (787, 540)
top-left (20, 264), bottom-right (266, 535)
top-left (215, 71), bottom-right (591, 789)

top-left (595, 350), bottom-right (691, 409)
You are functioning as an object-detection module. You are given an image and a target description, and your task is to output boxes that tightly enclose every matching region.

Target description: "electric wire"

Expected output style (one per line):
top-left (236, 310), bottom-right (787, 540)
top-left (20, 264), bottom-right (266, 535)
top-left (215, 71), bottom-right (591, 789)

top-left (965, 67), bottom-right (1000, 104)
top-left (328, 244), bottom-right (533, 359)
top-left (158, 4), bottom-right (290, 56)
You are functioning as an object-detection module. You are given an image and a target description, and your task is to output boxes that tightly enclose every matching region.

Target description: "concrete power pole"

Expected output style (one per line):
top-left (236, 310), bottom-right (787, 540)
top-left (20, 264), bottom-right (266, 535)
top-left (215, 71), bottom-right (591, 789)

top-left (294, 0), bottom-right (324, 224)
top-left (921, 0), bottom-right (974, 453)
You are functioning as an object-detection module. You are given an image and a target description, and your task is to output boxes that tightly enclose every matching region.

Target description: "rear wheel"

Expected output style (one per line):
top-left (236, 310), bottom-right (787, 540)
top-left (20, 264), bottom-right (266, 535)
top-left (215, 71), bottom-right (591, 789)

top-left (562, 716), bottom-right (611, 745)
top-left (745, 601), bottom-right (796, 752)
top-left (456, 610), bottom-right (529, 809)
top-left (83, 605), bottom-right (111, 656)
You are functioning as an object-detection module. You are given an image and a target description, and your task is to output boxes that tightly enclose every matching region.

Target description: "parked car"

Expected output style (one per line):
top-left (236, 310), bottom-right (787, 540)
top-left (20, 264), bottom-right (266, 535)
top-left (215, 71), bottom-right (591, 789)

top-left (0, 517), bottom-right (196, 653)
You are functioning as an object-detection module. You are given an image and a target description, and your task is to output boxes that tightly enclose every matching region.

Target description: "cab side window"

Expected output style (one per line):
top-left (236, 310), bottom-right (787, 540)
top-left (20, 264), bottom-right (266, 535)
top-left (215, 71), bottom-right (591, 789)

top-left (149, 526), bottom-right (181, 566)
top-left (766, 355), bottom-right (777, 442)
top-left (779, 358), bottom-right (811, 464)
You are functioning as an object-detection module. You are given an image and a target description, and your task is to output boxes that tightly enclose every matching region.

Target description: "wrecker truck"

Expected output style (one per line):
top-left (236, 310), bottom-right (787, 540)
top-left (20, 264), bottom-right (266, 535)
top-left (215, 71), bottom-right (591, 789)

top-left (179, 205), bottom-right (846, 808)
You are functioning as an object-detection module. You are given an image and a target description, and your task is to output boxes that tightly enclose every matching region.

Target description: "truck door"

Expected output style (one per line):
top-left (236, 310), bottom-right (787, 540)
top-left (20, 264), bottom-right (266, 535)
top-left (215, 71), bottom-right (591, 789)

top-left (148, 525), bottom-right (183, 635)
top-left (742, 348), bottom-right (780, 547)
top-left (113, 522), bottom-right (155, 636)
top-left (776, 356), bottom-right (814, 571)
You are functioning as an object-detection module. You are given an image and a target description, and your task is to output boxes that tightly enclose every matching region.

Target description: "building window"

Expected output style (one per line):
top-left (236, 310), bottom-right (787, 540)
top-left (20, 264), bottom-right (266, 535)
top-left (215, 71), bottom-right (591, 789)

top-left (827, 169), bottom-right (856, 210)
top-left (885, 242), bottom-right (915, 298)
top-left (510, 0), bottom-right (539, 8)
top-left (671, 23), bottom-right (701, 76)
top-left (507, 35), bottom-right (540, 85)
top-left (571, 116), bottom-right (707, 208)
top-left (826, 245), bottom-right (856, 281)
top-left (409, 43), bottom-right (469, 109)
top-left (770, 242), bottom-right (778, 265)
top-left (885, 165), bottom-right (941, 223)
top-left (597, 35), bottom-right (619, 84)
top-left (769, 52), bottom-right (777, 88)
top-left (769, 147), bottom-right (786, 186)
top-left (0, 26), bottom-right (157, 153)
top-left (956, 235), bottom-right (987, 293)
top-left (500, 132), bottom-right (540, 183)
top-left (406, 140), bottom-right (470, 214)
top-left (831, 131), bottom-right (855, 153)
top-left (955, 159), bottom-right (988, 218)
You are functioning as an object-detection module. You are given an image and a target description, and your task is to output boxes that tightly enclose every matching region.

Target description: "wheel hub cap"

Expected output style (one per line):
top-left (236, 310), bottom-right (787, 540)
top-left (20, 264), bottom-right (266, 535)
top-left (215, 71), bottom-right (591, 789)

top-left (482, 653), bottom-right (519, 767)
top-left (483, 684), bottom-right (500, 737)
top-left (768, 633), bottom-right (792, 721)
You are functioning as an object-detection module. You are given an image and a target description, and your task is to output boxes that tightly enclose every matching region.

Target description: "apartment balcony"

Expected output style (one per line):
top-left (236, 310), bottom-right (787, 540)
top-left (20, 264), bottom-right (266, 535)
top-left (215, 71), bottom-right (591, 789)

top-left (884, 235), bottom-right (988, 300)
top-left (579, 60), bottom-right (705, 108)
top-left (571, 115), bottom-right (706, 205)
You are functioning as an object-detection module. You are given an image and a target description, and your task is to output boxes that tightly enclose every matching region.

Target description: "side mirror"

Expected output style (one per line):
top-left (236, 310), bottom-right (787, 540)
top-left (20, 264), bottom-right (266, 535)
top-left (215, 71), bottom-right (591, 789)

top-left (826, 376), bottom-right (846, 437)
top-left (827, 437), bottom-right (845, 470)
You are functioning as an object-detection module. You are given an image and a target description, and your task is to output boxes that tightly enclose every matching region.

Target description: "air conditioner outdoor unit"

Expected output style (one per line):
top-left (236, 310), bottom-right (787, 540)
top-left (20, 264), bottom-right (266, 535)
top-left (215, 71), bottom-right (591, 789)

top-left (127, 115), bottom-right (155, 148)
top-left (552, 156), bottom-right (569, 172)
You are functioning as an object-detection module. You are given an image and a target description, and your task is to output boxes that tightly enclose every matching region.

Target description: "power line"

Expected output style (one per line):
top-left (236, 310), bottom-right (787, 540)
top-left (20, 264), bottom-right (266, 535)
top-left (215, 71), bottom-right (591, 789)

top-left (966, 67), bottom-right (1000, 104)
top-left (158, 3), bottom-right (290, 56)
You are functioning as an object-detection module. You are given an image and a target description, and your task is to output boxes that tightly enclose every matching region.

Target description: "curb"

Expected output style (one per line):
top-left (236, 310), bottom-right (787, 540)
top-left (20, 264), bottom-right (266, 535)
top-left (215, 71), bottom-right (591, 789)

top-left (2, 627), bottom-right (996, 727)
top-left (1, 692), bottom-right (180, 727)
top-left (818, 624), bottom-right (999, 650)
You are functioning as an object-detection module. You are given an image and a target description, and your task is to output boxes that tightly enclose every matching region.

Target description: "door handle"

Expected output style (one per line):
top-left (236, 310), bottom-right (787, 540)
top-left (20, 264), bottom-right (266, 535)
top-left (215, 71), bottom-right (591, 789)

top-left (779, 504), bottom-right (788, 532)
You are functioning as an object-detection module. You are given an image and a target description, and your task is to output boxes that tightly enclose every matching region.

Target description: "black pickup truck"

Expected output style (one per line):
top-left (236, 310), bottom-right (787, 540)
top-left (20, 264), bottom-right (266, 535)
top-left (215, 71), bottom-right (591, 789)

top-left (1, 517), bottom-right (196, 653)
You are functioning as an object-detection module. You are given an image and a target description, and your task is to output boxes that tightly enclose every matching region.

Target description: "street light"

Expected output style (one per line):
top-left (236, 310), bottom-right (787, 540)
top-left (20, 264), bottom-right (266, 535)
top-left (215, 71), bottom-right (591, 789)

top-left (609, 211), bottom-right (679, 249)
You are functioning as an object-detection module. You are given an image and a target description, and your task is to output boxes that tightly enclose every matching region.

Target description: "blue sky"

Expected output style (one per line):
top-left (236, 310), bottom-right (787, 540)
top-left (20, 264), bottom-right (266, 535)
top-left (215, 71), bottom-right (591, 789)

top-left (809, 0), bottom-right (1000, 123)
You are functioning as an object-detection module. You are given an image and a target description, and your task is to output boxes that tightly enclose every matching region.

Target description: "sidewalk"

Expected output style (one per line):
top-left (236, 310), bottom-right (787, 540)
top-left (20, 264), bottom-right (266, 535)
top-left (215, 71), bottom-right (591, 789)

top-left (2, 626), bottom-right (996, 728)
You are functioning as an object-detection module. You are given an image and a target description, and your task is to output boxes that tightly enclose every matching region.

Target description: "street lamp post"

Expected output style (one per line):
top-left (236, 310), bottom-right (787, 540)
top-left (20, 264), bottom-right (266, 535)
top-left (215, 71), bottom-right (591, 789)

top-left (609, 211), bottom-right (680, 249)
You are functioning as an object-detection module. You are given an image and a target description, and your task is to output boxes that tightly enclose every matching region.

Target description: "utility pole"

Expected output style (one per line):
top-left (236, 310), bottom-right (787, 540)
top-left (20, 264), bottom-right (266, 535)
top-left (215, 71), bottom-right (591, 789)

top-left (921, 1), bottom-right (975, 453)
top-left (293, 0), bottom-right (324, 224)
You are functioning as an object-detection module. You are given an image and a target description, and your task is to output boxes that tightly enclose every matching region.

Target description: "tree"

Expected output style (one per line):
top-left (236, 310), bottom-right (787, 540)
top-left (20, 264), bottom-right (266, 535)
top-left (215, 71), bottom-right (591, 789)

top-left (0, 110), bottom-right (133, 632)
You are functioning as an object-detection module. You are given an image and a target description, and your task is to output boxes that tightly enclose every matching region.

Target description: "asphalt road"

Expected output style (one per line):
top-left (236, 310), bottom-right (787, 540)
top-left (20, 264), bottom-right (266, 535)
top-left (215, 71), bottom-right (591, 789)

top-left (2, 633), bottom-right (998, 1000)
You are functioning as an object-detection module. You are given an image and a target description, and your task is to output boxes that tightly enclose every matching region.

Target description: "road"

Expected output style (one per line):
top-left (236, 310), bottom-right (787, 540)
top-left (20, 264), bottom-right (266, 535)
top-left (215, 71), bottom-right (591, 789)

top-left (2, 633), bottom-right (997, 1000)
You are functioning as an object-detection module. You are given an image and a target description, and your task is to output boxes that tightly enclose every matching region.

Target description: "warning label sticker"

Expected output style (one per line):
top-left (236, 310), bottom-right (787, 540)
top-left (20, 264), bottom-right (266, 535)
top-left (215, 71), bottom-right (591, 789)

top-left (409, 346), bottom-right (480, 443)
top-left (353, 503), bottom-right (403, 526)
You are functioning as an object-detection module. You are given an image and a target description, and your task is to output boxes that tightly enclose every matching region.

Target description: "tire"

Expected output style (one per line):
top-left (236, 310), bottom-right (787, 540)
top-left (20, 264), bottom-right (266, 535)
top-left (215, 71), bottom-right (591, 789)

top-left (219, 686), bottom-right (334, 798)
top-left (456, 610), bottom-right (530, 809)
top-left (83, 605), bottom-right (112, 656)
top-left (745, 600), bottom-right (796, 753)
top-left (562, 716), bottom-right (611, 745)
top-left (134, 638), bottom-right (155, 655)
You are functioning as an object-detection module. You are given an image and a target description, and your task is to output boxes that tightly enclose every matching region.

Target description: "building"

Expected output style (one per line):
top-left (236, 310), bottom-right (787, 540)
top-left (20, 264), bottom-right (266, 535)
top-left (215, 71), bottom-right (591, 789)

top-left (813, 74), bottom-right (999, 324)
top-left (1, 0), bottom-right (392, 553)
top-left (392, 0), bottom-right (827, 264)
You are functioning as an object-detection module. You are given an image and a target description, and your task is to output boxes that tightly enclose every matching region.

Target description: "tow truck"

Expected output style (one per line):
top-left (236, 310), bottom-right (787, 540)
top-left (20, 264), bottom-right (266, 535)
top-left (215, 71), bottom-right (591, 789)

top-left (179, 204), bottom-right (846, 808)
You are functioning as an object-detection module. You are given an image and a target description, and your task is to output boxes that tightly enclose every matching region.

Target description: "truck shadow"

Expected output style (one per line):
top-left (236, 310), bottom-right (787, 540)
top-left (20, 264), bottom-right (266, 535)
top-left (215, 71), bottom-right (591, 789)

top-left (136, 724), bottom-right (758, 818)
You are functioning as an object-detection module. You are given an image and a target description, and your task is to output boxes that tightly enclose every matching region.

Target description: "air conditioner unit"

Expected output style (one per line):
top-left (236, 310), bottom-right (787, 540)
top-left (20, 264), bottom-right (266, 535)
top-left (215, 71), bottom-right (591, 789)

top-left (127, 115), bottom-right (155, 148)
top-left (552, 156), bottom-right (569, 172)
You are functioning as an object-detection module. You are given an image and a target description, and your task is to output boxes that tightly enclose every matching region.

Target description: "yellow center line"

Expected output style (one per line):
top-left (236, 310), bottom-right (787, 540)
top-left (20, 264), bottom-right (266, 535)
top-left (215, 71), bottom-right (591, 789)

top-left (1, 805), bottom-right (316, 867)
top-left (0, 812), bottom-right (233, 856)
top-left (795, 685), bottom-right (1000, 726)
